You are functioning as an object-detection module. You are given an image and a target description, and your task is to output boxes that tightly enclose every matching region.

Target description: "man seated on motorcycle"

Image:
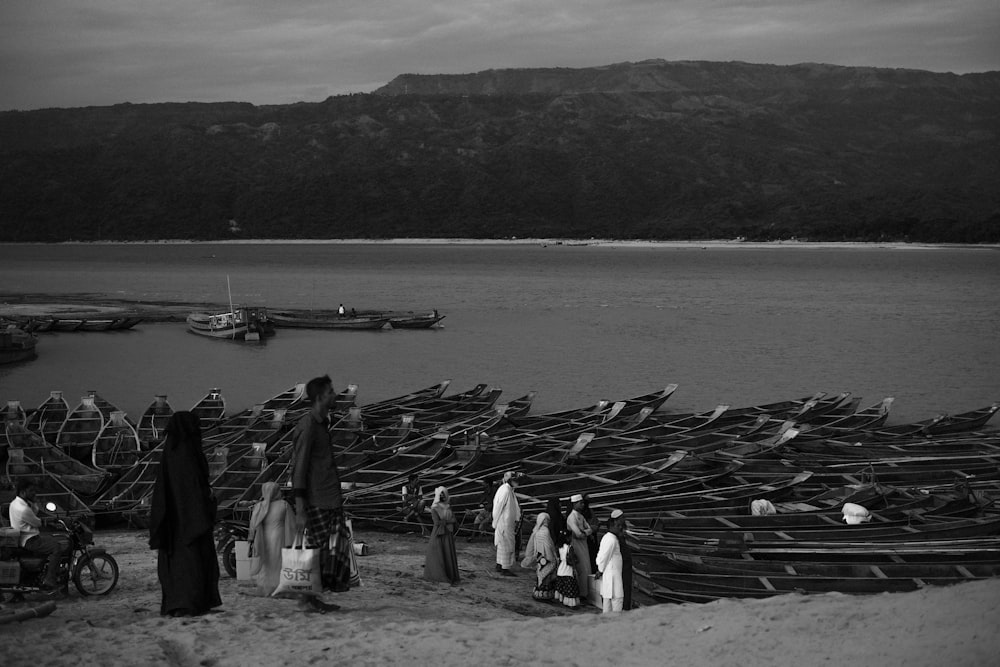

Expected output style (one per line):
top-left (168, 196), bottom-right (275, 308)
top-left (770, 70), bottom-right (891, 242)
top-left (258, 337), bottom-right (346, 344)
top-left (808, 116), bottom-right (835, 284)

top-left (8, 480), bottom-right (70, 592)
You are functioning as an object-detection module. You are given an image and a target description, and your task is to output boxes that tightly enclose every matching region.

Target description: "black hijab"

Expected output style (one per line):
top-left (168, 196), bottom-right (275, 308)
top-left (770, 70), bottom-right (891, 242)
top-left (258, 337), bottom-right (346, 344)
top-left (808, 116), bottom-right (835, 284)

top-left (149, 412), bottom-right (215, 550)
top-left (545, 497), bottom-right (566, 542)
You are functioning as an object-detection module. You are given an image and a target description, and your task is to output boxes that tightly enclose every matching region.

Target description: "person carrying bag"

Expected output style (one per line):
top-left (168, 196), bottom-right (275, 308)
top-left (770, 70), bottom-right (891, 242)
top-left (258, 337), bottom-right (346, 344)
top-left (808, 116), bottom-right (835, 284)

top-left (272, 530), bottom-right (321, 598)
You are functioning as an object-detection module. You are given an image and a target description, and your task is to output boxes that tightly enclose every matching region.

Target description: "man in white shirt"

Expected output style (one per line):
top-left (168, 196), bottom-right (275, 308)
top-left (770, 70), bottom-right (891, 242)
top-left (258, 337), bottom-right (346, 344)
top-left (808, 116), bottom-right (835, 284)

top-left (8, 480), bottom-right (68, 591)
top-left (596, 508), bottom-right (625, 613)
top-left (491, 471), bottom-right (521, 576)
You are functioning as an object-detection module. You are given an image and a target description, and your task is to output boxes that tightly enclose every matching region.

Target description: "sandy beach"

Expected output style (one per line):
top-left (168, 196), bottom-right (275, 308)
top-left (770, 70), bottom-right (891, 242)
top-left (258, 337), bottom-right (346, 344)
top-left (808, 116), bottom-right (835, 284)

top-left (7, 238), bottom-right (996, 250)
top-left (2, 528), bottom-right (998, 666)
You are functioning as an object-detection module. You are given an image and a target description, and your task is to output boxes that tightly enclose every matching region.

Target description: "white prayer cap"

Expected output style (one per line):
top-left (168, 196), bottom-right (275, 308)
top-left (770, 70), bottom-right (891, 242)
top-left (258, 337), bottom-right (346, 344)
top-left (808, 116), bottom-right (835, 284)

top-left (610, 509), bottom-right (623, 519)
top-left (570, 494), bottom-right (584, 503)
top-left (842, 502), bottom-right (872, 524)
top-left (503, 471), bottom-right (515, 483)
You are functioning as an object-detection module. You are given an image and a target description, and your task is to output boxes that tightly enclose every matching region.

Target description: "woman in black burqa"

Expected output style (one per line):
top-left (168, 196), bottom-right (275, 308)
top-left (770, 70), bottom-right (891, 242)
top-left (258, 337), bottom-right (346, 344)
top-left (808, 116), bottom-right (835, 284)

top-left (148, 411), bottom-right (222, 617)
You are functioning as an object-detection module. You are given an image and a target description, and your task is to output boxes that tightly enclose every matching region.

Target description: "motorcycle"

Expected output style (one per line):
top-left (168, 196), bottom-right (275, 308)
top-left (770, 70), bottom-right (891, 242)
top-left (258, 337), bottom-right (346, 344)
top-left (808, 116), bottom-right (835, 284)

top-left (214, 518), bottom-right (249, 579)
top-left (0, 502), bottom-right (119, 600)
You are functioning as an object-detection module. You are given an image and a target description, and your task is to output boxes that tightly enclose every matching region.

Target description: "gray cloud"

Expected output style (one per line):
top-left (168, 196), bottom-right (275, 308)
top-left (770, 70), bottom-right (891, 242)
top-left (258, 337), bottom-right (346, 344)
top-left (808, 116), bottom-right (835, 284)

top-left (0, 0), bottom-right (996, 110)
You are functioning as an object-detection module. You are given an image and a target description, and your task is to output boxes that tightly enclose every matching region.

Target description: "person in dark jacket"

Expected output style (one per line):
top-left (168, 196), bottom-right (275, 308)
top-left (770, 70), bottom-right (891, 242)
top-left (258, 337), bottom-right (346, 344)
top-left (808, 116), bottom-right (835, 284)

top-left (148, 411), bottom-right (222, 617)
top-left (290, 375), bottom-right (349, 612)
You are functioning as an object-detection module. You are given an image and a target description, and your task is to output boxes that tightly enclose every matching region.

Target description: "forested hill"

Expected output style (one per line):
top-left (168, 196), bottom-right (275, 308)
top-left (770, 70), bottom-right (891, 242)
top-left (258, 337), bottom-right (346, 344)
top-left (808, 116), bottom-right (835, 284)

top-left (1, 59), bottom-right (998, 242)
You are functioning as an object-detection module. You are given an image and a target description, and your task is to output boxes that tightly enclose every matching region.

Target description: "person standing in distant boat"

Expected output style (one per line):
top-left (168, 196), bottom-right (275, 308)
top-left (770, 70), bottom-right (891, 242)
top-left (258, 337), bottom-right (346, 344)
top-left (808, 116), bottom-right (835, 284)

top-left (566, 494), bottom-right (593, 602)
top-left (337, 304), bottom-right (346, 317)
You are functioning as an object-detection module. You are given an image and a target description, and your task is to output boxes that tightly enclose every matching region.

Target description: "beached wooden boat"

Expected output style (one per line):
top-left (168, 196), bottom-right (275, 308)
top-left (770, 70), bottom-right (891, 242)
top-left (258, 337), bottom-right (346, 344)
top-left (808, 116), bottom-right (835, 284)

top-left (0, 326), bottom-right (38, 364)
top-left (190, 388), bottom-right (227, 426)
top-left (186, 306), bottom-right (275, 342)
top-left (56, 394), bottom-right (105, 463)
top-left (270, 311), bottom-right (390, 330)
top-left (24, 390), bottom-right (70, 444)
top-left (93, 410), bottom-right (142, 471)
top-left (5, 422), bottom-right (113, 496)
top-left (137, 395), bottom-right (173, 449)
top-left (2, 400), bottom-right (27, 426)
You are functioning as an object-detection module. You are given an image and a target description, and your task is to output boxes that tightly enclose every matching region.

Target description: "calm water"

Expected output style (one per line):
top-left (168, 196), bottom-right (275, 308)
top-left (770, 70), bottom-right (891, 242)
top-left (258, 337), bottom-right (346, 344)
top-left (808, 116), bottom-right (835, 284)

top-left (1, 243), bottom-right (998, 426)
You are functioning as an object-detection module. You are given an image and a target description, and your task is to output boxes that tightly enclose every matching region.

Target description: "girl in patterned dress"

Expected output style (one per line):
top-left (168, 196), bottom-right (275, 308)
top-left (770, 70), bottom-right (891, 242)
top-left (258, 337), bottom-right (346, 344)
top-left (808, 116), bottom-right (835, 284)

top-left (553, 531), bottom-right (580, 608)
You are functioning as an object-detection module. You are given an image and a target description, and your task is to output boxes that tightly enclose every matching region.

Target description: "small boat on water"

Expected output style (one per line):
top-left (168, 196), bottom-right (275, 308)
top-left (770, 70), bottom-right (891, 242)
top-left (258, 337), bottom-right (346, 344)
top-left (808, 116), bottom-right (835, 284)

top-left (270, 311), bottom-right (390, 330)
top-left (0, 326), bottom-right (38, 364)
top-left (388, 311), bottom-right (445, 329)
top-left (187, 306), bottom-right (275, 342)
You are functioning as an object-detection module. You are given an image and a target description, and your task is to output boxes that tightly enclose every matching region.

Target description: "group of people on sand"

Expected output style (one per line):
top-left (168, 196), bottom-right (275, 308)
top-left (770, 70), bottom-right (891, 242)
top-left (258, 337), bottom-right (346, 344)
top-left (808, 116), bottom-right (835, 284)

top-left (494, 474), bottom-right (634, 613)
top-left (148, 373), bottom-right (630, 617)
top-left (408, 468), bottom-right (633, 613)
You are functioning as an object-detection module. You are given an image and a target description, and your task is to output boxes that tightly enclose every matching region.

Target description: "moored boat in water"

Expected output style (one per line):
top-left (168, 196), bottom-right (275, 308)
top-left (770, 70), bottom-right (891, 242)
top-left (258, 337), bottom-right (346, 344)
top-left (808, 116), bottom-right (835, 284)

top-left (0, 326), bottom-right (38, 364)
top-left (270, 311), bottom-right (390, 330)
top-left (187, 306), bottom-right (275, 342)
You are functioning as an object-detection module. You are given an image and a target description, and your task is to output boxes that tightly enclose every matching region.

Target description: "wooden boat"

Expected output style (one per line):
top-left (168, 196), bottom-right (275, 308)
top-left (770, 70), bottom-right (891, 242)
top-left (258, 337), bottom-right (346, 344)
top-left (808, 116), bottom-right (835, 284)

top-left (2, 400), bottom-right (27, 426)
top-left (270, 311), bottom-right (390, 330)
top-left (89, 447), bottom-right (160, 523)
top-left (24, 390), bottom-right (70, 444)
top-left (49, 319), bottom-right (85, 332)
top-left (388, 312), bottom-right (446, 329)
top-left (78, 319), bottom-right (120, 332)
top-left (186, 306), bottom-right (276, 342)
top-left (5, 423), bottom-right (113, 496)
top-left (137, 395), bottom-right (173, 449)
top-left (111, 316), bottom-right (143, 330)
top-left (56, 394), bottom-right (105, 463)
top-left (93, 410), bottom-right (142, 471)
top-left (633, 560), bottom-right (997, 602)
top-left (0, 326), bottom-right (38, 364)
top-left (190, 388), bottom-right (227, 427)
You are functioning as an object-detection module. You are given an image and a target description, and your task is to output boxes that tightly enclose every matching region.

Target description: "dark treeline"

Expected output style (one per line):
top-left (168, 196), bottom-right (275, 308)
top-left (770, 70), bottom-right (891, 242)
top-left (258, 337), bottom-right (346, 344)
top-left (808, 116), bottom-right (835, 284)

top-left (1, 60), bottom-right (998, 243)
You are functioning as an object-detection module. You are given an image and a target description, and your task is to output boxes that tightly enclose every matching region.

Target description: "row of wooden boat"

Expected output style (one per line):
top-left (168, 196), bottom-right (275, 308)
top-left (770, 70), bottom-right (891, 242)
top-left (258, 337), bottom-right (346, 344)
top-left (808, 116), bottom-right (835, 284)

top-left (185, 306), bottom-right (446, 343)
top-left (0, 316), bottom-right (142, 333)
top-left (3, 379), bottom-right (998, 606)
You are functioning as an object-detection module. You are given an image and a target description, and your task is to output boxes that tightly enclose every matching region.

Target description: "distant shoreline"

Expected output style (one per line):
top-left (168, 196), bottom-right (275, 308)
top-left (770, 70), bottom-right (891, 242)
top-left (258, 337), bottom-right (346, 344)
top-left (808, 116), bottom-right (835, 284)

top-left (3, 239), bottom-right (998, 250)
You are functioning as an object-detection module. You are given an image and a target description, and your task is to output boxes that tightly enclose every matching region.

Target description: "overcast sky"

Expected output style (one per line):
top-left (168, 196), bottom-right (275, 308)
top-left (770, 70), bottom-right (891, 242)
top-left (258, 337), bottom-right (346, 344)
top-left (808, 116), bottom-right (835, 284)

top-left (1, 1), bottom-right (997, 110)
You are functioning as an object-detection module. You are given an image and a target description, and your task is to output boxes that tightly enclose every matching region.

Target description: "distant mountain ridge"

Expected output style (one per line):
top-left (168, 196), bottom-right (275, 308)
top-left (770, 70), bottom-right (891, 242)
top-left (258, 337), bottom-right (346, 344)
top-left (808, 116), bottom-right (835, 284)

top-left (376, 59), bottom-right (998, 96)
top-left (1, 59), bottom-right (998, 242)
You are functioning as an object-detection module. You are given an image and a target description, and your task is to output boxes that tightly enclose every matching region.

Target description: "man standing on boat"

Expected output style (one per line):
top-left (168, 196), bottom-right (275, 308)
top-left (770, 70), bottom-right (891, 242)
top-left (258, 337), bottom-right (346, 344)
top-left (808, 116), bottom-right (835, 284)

top-left (492, 471), bottom-right (521, 576)
top-left (291, 375), bottom-right (348, 613)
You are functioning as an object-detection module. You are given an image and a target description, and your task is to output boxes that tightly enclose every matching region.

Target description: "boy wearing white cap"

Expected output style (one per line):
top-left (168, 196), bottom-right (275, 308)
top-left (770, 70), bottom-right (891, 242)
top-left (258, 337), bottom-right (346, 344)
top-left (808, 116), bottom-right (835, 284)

top-left (596, 509), bottom-right (625, 613)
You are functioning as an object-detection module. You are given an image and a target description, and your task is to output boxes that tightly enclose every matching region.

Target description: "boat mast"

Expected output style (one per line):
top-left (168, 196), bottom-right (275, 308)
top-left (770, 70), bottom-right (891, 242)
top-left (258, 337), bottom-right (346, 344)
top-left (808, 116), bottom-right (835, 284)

top-left (227, 274), bottom-right (236, 339)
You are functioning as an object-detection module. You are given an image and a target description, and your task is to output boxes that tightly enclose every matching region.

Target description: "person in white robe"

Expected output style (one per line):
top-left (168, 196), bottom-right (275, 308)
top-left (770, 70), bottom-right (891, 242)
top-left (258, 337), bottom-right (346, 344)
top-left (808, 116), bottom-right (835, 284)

top-left (596, 508), bottom-right (625, 613)
top-left (566, 493), bottom-right (593, 598)
top-left (492, 471), bottom-right (521, 575)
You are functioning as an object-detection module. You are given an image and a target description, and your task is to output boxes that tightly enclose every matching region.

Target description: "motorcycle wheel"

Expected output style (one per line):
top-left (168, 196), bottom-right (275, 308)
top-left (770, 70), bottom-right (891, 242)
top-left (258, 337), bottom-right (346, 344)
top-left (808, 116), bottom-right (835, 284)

top-left (221, 540), bottom-right (238, 578)
top-left (73, 553), bottom-right (120, 596)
